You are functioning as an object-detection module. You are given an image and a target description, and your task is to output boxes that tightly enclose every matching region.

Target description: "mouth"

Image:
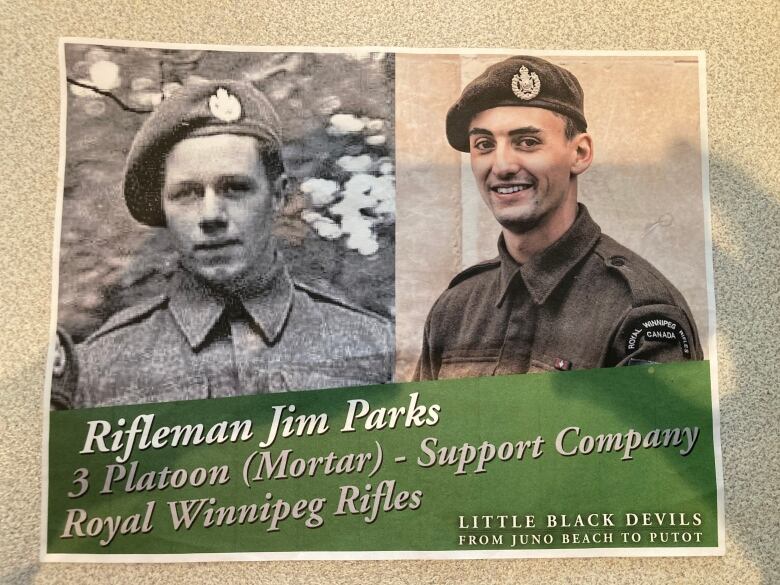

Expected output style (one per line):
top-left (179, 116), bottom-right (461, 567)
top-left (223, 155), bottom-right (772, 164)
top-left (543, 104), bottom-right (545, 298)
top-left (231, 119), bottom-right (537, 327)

top-left (193, 239), bottom-right (241, 252)
top-left (491, 182), bottom-right (535, 195)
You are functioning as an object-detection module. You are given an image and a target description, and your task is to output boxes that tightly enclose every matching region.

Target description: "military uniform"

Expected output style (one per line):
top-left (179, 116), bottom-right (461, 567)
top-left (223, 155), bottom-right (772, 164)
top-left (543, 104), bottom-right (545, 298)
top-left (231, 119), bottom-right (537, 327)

top-left (56, 78), bottom-right (394, 409)
top-left (74, 260), bottom-right (392, 408)
top-left (414, 55), bottom-right (702, 381)
top-left (415, 205), bottom-right (701, 380)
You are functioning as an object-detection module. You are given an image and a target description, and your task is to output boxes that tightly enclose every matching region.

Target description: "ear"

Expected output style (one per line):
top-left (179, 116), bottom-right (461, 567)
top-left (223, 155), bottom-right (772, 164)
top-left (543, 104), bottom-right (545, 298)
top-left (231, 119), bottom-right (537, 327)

top-left (570, 132), bottom-right (594, 176)
top-left (272, 174), bottom-right (289, 212)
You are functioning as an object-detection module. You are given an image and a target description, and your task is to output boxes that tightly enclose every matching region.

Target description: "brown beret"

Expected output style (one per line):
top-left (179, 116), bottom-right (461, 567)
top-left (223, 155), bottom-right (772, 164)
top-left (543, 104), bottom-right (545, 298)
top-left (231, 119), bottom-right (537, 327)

top-left (446, 56), bottom-right (587, 152)
top-left (123, 79), bottom-right (283, 226)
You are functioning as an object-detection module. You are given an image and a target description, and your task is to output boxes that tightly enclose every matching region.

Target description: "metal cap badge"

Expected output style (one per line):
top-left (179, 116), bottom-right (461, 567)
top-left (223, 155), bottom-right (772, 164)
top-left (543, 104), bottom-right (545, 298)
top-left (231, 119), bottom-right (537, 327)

top-left (511, 66), bottom-right (541, 100)
top-left (209, 87), bottom-right (242, 122)
top-left (446, 55), bottom-right (587, 152)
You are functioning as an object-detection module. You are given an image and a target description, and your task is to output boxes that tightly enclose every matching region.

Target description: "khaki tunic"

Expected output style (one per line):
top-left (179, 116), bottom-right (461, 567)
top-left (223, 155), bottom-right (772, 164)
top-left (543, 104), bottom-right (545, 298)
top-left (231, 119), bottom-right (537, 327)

top-left (72, 261), bottom-right (393, 408)
top-left (415, 205), bottom-right (702, 380)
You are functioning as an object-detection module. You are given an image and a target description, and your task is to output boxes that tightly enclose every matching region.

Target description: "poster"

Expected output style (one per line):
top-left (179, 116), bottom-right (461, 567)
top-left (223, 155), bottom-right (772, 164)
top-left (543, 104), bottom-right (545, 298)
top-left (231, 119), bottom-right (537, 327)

top-left (42, 39), bottom-right (723, 561)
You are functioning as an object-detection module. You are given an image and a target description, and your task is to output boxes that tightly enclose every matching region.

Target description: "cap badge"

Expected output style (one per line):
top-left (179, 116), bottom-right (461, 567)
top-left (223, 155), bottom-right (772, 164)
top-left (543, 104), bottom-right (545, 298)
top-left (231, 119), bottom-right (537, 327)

top-left (511, 66), bottom-right (541, 100)
top-left (209, 87), bottom-right (242, 122)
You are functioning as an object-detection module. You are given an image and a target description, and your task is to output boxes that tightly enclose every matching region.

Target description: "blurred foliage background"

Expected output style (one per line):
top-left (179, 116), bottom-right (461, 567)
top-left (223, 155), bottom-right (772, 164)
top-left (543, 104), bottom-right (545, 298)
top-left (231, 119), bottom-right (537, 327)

top-left (59, 44), bottom-right (395, 341)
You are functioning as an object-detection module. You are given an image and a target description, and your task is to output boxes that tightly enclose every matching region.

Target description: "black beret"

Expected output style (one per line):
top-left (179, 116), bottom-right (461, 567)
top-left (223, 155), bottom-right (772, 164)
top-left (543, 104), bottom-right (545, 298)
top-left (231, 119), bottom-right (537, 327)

top-left (446, 56), bottom-right (587, 152)
top-left (123, 79), bottom-right (283, 226)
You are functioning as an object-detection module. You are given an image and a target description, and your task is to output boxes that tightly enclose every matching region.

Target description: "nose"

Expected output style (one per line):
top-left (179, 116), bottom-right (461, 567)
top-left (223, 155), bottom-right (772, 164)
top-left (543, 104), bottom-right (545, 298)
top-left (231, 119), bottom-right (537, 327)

top-left (199, 186), bottom-right (228, 233)
top-left (492, 141), bottom-right (521, 179)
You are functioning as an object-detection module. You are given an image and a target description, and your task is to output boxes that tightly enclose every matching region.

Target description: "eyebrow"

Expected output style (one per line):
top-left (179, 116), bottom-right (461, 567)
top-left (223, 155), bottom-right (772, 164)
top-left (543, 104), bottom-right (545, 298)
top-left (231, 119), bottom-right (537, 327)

top-left (165, 175), bottom-right (256, 189)
top-left (468, 126), bottom-right (543, 137)
top-left (164, 180), bottom-right (199, 193)
top-left (216, 174), bottom-right (257, 186)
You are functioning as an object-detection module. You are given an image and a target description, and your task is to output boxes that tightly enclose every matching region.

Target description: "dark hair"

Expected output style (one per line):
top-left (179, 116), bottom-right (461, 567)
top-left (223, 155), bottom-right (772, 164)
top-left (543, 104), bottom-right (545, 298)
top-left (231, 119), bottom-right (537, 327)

top-left (261, 150), bottom-right (285, 182)
top-left (255, 141), bottom-right (286, 194)
top-left (556, 112), bottom-right (583, 141)
top-left (255, 139), bottom-right (287, 205)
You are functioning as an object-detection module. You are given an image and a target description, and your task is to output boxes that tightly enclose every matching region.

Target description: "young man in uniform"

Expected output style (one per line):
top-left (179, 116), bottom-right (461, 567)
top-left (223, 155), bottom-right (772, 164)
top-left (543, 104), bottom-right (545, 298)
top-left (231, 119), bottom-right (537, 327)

top-left (67, 80), bottom-right (393, 407)
top-left (415, 56), bottom-right (702, 380)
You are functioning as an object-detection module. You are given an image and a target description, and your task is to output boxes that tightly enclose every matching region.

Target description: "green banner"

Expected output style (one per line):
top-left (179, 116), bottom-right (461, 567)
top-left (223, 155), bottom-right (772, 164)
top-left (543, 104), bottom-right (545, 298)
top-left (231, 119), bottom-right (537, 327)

top-left (46, 361), bottom-right (718, 555)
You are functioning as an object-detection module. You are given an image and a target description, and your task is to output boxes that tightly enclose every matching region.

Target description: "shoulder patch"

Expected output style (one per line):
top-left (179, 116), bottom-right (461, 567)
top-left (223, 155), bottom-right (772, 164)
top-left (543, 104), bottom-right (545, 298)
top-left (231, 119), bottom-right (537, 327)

top-left (448, 257), bottom-right (501, 289)
top-left (625, 315), bottom-right (692, 358)
top-left (294, 281), bottom-right (389, 322)
top-left (594, 235), bottom-right (677, 306)
top-left (85, 294), bottom-right (169, 344)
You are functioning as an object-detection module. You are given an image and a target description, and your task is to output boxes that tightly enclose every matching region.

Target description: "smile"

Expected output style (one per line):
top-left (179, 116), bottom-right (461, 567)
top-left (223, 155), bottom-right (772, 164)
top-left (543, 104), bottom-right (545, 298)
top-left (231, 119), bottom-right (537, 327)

top-left (492, 183), bottom-right (534, 195)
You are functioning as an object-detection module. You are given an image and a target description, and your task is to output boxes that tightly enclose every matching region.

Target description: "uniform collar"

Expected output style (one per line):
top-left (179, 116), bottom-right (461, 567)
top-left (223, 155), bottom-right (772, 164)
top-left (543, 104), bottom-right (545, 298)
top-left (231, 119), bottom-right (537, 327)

top-left (497, 204), bottom-right (601, 307)
top-left (168, 257), bottom-right (294, 349)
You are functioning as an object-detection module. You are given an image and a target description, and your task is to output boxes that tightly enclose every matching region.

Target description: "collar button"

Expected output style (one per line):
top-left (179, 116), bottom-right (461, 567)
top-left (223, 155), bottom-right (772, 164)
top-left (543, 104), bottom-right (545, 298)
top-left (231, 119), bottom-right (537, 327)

top-left (610, 255), bottom-right (626, 267)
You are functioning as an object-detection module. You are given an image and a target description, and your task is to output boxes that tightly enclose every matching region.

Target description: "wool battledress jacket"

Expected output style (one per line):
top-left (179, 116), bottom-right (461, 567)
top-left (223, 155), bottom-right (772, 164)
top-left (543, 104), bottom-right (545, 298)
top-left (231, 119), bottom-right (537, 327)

top-left (72, 261), bottom-right (393, 408)
top-left (414, 205), bottom-right (702, 380)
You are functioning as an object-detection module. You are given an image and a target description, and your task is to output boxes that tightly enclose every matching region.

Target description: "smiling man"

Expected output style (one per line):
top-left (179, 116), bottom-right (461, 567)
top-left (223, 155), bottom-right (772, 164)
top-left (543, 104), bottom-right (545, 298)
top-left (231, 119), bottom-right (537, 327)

top-left (414, 56), bottom-right (702, 380)
top-left (72, 80), bottom-right (393, 408)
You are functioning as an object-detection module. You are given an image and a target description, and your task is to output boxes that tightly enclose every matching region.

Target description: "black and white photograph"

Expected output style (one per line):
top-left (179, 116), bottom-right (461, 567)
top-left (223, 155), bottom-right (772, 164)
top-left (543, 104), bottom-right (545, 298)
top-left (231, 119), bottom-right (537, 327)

top-left (51, 43), bottom-right (396, 408)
